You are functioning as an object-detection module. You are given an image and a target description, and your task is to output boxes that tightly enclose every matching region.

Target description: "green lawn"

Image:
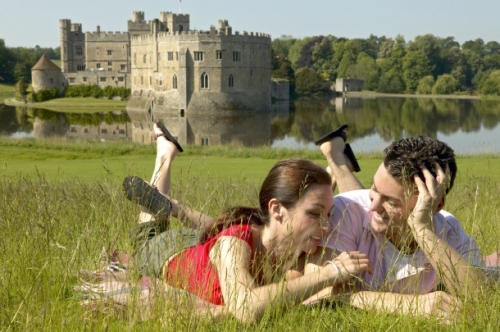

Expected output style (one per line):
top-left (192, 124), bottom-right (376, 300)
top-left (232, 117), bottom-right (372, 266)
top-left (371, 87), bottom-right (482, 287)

top-left (0, 83), bottom-right (15, 102)
top-left (1, 138), bottom-right (500, 330)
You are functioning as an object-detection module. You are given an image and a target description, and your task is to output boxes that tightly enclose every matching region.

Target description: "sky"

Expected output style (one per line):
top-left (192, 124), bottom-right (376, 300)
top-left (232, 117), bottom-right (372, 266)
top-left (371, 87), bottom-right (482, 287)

top-left (1, 0), bottom-right (499, 48)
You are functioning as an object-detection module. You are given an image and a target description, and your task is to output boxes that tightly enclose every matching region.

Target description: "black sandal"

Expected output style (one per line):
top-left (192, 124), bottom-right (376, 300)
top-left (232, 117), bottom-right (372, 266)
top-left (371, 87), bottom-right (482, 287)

top-left (123, 176), bottom-right (172, 218)
top-left (155, 122), bottom-right (183, 152)
top-left (314, 124), bottom-right (361, 172)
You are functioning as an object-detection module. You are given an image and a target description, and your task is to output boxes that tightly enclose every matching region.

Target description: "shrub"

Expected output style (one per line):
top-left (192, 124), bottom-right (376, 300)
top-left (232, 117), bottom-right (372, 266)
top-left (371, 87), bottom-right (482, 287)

top-left (32, 88), bottom-right (59, 102)
top-left (432, 74), bottom-right (458, 95)
top-left (416, 75), bottom-right (435, 95)
top-left (295, 68), bottom-right (331, 96)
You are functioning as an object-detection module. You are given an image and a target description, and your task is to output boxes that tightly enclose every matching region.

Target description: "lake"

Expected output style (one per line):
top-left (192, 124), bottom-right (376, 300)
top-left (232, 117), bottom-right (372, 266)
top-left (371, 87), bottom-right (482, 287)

top-left (1, 97), bottom-right (499, 154)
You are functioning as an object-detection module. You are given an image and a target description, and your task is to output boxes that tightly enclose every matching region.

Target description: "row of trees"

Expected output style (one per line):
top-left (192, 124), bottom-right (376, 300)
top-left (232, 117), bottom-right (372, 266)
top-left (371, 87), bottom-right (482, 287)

top-left (271, 34), bottom-right (500, 96)
top-left (0, 38), bottom-right (60, 83)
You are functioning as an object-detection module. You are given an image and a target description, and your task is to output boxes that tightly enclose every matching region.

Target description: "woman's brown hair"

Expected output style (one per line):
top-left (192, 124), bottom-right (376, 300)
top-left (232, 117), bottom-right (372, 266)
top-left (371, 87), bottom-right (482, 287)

top-left (200, 158), bottom-right (331, 242)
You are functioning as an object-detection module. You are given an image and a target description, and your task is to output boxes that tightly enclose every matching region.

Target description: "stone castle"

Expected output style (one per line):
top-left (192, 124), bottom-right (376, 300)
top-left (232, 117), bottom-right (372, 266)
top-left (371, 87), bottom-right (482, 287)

top-left (32, 11), bottom-right (283, 114)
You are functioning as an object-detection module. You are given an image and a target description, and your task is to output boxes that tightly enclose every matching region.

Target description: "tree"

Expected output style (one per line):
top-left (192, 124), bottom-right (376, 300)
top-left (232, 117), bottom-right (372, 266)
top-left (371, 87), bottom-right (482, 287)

top-left (312, 37), bottom-right (336, 80)
top-left (462, 38), bottom-right (485, 55)
top-left (432, 74), bottom-right (457, 95)
top-left (416, 75), bottom-right (435, 94)
top-left (272, 35), bottom-right (296, 58)
top-left (295, 68), bottom-right (331, 96)
top-left (288, 36), bottom-right (318, 69)
top-left (272, 52), bottom-right (296, 96)
top-left (15, 79), bottom-right (28, 101)
top-left (403, 50), bottom-right (431, 92)
top-left (347, 52), bottom-right (380, 91)
top-left (407, 34), bottom-right (441, 76)
top-left (0, 38), bottom-right (15, 82)
top-left (478, 70), bottom-right (500, 96)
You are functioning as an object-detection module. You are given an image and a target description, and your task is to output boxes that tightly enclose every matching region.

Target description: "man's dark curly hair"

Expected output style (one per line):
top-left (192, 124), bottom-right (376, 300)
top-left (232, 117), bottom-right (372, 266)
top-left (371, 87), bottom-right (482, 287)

top-left (383, 136), bottom-right (457, 194)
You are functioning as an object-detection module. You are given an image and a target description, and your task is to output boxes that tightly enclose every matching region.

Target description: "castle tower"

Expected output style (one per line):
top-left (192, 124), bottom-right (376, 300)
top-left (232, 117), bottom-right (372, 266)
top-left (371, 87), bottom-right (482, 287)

top-left (60, 19), bottom-right (71, 72)
top-left (60, 19), bottom-right (85, 73)
top-left (31, 54), bottom-right (64, 94)
top-left (128, 11), bottom-right (150, 36)
top-left (160, 12), bottom-right (190, 32)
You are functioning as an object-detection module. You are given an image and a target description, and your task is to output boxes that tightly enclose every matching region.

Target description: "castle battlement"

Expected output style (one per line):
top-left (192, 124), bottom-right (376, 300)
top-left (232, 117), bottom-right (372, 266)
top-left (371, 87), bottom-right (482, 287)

top-left (131, 28), bottom-right (270, 42)
top-left (85, 31), bottom-right (130, 40)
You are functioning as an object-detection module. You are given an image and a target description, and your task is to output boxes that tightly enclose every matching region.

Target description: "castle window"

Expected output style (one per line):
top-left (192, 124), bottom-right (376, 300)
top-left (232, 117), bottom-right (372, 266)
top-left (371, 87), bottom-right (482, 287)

top-left (233, 51), bottom-right (241, 62)
top-left (194, 52), bottom-right (204, 62)
top-left (179, 25), bottom-right (184, 32)
top-left (120, 64), bottom-right (126, 71)
top-left (158, 52), bottom-right (161, 61)
top-left (107, 50), bottom-right (113, 56)
top-left (82, 77), bottom-right (87, 82)
top-left (119, 129), bottom-right (125, 134)
top-left (200, 72), bottom-right (209, 89)
top-left (159, 75), bottom-right (163, 86)
top-left (96, 63), bottom-right (101, 69)
top-left (216, 50), bottom-right (223, 60)
top-left (143, 54), bottom-right (146, 64)
top-left (168, 52), bottom-right (174, 61)
top-left (134, 53), bottom-right (137, 65)
top-left (150, 76), bottom-right (152, 85)
top-left (250, 70), bottom-right (253, 76)
top-left (101, 129), bottom-right (108, 134)
top-left (69, 77), bottom-right (75, 83)
top-left (228, 75), bottom-right (234, 87)
top-left (172, 74), bottom-right (177, 89)
top-left (77, 65), bottom-right (86, 71)
top-left (70, 127), bottom-right (77, 132)
top-left (201, 137), bottom-right (209, 146)
top-left (118, 76), bottom-right (124, 82)
top-left (75, 47), bottom-right (83, 56)
top-left (100, 77), bottom-right (107, 82)
top-left (108, 61), bottom-right (112, 66)
top-left (84, 128), bottom-right (89, 133)
top-left (141, 76), bottom-right (143, 85)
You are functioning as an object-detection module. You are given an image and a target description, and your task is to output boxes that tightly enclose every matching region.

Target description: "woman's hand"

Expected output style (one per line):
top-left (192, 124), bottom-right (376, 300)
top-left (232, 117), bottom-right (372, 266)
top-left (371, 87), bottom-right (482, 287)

top-left (325, 251), bottom-right (373, 283)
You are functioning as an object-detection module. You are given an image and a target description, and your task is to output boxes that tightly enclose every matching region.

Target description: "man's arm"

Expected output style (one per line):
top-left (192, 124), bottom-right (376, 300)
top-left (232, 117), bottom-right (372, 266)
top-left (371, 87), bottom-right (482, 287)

top-left (408, 167), bottom-right (486, 297)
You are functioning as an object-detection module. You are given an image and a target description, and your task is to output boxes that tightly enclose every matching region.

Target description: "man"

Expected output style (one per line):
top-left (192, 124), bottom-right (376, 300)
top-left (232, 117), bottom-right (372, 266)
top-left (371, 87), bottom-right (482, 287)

top-left (309, 134), bottom-right (487, 318)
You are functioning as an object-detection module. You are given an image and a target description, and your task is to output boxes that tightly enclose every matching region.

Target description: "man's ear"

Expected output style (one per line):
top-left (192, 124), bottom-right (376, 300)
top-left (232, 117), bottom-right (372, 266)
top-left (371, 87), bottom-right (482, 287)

top-left (269, 198), bottom-right (284, 222)
top-left (435, 195), bottom-right (446, 214)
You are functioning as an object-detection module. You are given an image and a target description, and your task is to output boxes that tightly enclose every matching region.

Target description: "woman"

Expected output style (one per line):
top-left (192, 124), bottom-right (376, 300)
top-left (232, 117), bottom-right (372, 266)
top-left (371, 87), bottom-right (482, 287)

top-left (122, 123), bottom-right (372, 323)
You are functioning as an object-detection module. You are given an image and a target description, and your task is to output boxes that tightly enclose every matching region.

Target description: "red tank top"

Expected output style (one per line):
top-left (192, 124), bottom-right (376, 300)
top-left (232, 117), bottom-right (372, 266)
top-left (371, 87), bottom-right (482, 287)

top-left (165, 224), bottom-right (254, 305)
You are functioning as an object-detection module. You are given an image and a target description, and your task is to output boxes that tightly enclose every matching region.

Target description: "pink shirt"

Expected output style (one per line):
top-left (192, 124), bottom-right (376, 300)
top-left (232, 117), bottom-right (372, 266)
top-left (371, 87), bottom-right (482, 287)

top-left (323, 190), bottom-right (483, 293)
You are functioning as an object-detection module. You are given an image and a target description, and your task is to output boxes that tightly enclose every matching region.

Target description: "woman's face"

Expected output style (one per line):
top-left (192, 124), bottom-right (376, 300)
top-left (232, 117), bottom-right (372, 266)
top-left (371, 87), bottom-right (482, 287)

top-left (281, 184), bottom-right (334, 255)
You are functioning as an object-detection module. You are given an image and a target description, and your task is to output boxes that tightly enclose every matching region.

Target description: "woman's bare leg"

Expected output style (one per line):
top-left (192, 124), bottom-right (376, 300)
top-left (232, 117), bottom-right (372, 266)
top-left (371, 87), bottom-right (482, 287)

top-left (320, 133), bottom-right (364, 193)
top-left (139, 124), bottom-right (215, 231)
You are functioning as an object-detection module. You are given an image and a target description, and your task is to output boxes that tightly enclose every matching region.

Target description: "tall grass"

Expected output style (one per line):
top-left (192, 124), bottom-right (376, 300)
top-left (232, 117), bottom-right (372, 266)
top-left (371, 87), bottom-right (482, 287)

top-left (1, 139), bottom-right (500, 330)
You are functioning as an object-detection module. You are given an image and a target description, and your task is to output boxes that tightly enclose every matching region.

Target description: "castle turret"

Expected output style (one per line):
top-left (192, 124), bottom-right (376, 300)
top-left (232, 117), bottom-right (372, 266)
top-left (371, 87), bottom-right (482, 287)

top-left (31, 54), bottom-right (64, 94)
top-left (160, 12), bottom-right (189, 33)
top-left (128, 11), bottom-right (150, 36)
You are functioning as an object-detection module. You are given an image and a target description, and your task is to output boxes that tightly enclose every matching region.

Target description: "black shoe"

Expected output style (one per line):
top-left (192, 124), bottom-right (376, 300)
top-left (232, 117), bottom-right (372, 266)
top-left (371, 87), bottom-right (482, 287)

top-left (123, 176), bottom-right (171, 218)
top-left (156, 122), bottom-right (183, 152)
top-left (314, 124), bottom-right (361, 172)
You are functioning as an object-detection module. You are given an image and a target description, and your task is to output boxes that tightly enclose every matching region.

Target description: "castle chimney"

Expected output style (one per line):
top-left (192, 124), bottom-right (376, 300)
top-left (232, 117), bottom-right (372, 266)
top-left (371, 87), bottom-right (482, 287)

top-left (97, 25), bottom-right (100, 34)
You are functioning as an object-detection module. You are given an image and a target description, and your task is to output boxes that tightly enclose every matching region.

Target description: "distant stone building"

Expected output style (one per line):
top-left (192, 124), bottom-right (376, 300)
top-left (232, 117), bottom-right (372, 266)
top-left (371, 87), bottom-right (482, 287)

top-left (31, 54), bottom-right (65, 94)
top-left (129, 15), bottom-right (273, 113)
top-left (335, 78), bottom-right (364, 94)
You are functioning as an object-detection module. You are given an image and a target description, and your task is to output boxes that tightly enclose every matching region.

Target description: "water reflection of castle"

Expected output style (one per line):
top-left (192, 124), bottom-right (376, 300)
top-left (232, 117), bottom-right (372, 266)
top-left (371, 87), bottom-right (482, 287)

top-left (127, 110), bottom-right (272, 146)
top-left (32, 109), bottom-right (275, 146)
top-left (33, 115), bottom-right (131, 141)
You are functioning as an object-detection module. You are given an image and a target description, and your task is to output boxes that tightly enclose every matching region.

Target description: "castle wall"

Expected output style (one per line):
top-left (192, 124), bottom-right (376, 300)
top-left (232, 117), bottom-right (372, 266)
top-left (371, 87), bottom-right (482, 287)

top-left (335, 78), bottom-right (364, 93)
top-left (32, 70), bottom-right (66, 94)
top-left (63, 71), bottom-right (130, 88)
top-left (130, 29), bottom-right (272, 113)
top-left (271, 79), bottom-right (290, 100)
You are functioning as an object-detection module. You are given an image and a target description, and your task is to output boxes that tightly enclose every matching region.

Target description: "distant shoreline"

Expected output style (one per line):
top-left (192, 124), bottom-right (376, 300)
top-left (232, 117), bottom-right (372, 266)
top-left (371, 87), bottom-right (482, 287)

top-left (345, 91), bottom-right (481, 100)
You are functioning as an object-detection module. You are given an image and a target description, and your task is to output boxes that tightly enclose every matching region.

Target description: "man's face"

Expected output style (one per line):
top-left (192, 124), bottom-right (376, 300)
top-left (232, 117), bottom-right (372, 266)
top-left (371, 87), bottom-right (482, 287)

top-left (368, 163), bottom-right (418, 242)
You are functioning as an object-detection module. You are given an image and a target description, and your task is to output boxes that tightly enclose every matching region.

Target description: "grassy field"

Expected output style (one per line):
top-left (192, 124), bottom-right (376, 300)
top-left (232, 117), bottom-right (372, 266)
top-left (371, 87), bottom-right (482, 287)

top-left (0, 83), bottom-right (15, 103)
top-left (1, 138), bottom-right (500, 330)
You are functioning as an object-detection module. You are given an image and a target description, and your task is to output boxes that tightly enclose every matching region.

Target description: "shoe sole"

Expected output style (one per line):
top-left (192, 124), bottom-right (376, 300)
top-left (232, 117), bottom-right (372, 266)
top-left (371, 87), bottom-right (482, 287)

top-left (123, 176), bottom-right (171, 218)
top-left (156, 122), bottom-right (183, 152)
top-left (314, 124), bottom-right (361, 172)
